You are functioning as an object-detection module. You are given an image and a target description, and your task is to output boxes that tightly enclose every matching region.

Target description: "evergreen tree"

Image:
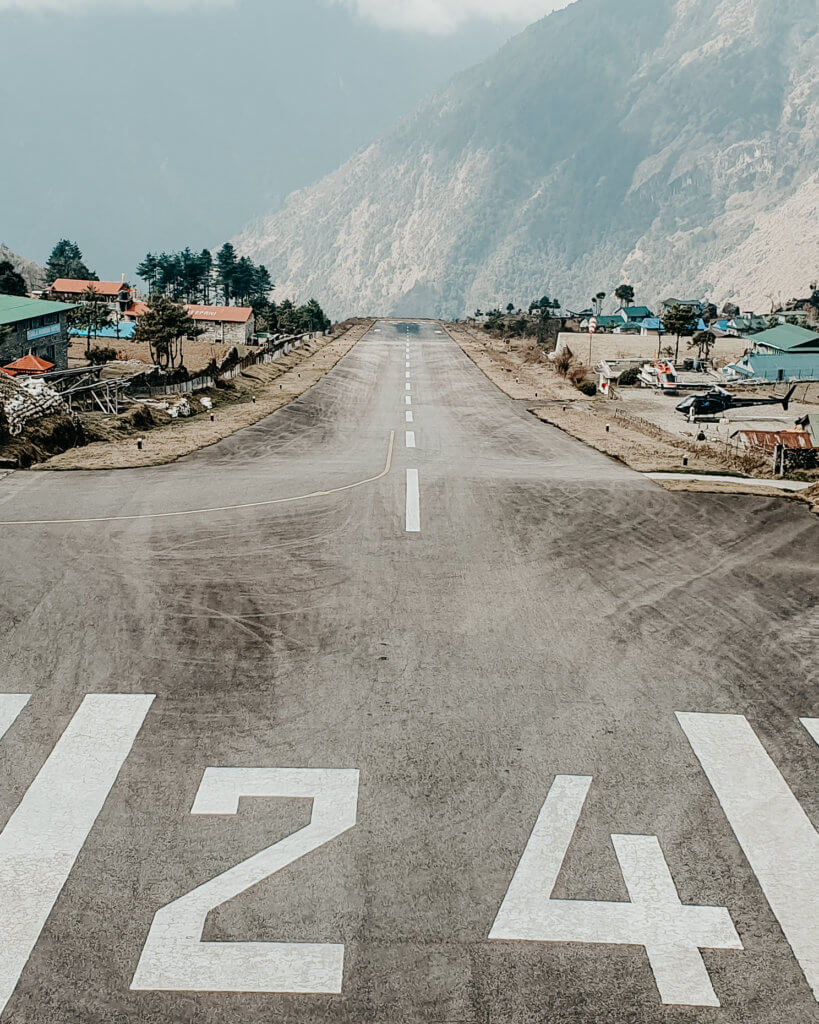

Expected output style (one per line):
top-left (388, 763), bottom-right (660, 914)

top-left (198, 249), bottom-right (213, 304)
top-left (133, 293), bottom-right (204, 370)
top-left (136, 253), bottom-right (159, 293)
top-left (45, 240), bottom-right (98, 284)
top-left (216, 243), bottom-right (237, 304)
top-left (662, 303), bottom-right (698, 363)
top-left (0, 260), bottom-right (28, 296)
top-left (614, 284), bottom-right (635, 307)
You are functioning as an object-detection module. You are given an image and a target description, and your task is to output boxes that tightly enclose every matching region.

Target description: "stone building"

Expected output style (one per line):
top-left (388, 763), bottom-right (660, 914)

top-left (0, 293), bottom-right (77, 371)
top-left (122, 302), bottom-right (255, 345)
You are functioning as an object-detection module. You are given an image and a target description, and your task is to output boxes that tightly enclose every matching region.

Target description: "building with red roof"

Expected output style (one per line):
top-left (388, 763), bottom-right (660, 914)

top-left (122, 301), bottom-right (255, 344)
top-left (49, 278), bottom-right (135, 315)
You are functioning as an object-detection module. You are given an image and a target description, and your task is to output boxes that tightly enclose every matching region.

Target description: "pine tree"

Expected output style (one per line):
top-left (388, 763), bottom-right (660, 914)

top-left (45, 240), bottom-right (98, 284)
top-left (216, 243), bottom-right (237, 304)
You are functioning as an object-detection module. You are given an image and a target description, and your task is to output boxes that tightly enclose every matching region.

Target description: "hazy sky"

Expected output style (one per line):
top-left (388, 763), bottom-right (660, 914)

top-left (0, 0), bottom-right (568, 281)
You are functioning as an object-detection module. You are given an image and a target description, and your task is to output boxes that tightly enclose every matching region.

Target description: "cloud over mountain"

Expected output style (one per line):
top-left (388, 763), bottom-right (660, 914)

top-left (0, 0), bottom-right (231, 12)
top-left (331, 0), bottom-right (570, 34)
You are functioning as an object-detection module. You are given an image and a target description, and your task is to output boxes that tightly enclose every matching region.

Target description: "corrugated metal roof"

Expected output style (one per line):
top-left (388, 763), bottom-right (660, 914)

top-left (50, 279), bottom-right (130, 297)
top-left (123, 302), bottom-right (253, 324)
top-left (739, 430), bottom-right (814, 451)
top-left (185, 305), bottom-right (253, 324)
top-left (0, 293), bottom-right (76, 326)
top-left (752, 324), bottom-right (819, 353)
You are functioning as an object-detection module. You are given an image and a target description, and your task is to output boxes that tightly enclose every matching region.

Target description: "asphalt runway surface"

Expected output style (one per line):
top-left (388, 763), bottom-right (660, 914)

top-left (0, 320), bottom-right (816, 1024)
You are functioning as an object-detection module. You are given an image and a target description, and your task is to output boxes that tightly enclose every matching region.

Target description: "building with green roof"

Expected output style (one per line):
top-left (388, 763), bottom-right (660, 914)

top-left (751, 323), bottom-right (819, 354)
top-left (0, 293), bottom-right (77, 370)
top-left (728, 324), bottom-right (819, 381)
top-left (616, 305), bottom-right (654, 322)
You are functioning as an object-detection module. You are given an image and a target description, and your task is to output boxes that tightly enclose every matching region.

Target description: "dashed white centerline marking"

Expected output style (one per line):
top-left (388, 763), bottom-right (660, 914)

top-left (405, 431), bottom-right (416, 448)
top-left (405, 469), bottom-right (420, 533)
top-left (405, 396), bottom-right (412, 406)
top-left (405, 371), bottom-right (411, 379)
top-left (406, 411), bottom-right (413, 423)
top-left (406, 383), bottom-right (411, 391)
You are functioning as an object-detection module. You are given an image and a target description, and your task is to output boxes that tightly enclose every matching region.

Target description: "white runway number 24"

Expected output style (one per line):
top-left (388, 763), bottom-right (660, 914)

top-left (0, 696), bottom-right (815, 1013)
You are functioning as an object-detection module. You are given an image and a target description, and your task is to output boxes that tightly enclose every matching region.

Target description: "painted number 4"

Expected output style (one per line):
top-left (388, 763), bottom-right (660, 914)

top-left (490, 775), bottom-right (742, 1007)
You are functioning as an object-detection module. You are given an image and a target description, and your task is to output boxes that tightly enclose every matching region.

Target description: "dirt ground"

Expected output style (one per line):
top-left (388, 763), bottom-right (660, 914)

top-left (69, 337), bottom-right (249, 374)
top-left (40, 320), bottom-right (374, 470)
top-left (445, 322), bottom-right (816, 507)
top-left (555, 331), bottom-right (749, 366)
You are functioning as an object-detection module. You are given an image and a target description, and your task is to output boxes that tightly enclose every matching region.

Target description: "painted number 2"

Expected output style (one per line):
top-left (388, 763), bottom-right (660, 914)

top-left (131, 768), bottom-right (360, 994)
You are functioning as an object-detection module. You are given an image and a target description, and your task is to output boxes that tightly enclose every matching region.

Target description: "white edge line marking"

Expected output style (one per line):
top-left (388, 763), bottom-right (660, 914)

top-left (0, 433), bottom-right (396, 526)
top-left (405, 469), bottom-right (420, 533)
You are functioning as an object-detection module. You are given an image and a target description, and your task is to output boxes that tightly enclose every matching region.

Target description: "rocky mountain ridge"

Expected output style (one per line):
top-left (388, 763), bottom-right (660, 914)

top-left (0, 245), bottom-right (45, 292)
top-left (236, 0), bottom-right (818, 319)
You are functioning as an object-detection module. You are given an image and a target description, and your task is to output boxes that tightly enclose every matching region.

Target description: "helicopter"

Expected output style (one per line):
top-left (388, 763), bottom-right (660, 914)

top-left (676, 385), bottom-right (797, 419)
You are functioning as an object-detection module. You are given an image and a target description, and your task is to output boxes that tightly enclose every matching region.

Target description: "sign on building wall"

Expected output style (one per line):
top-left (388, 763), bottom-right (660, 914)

top-left (27, 323), bottom-right (61, 342)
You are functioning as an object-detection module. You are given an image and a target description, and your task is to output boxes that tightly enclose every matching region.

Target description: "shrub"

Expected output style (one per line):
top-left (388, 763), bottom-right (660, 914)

top-left (577, 380), bottom-right (598, 397)
top-left (554, 348), bottom-right (573, 376)
top-left (567, 363), bottom-right (588, 386)
top-left (87, 346), bottom-right (118, 365)
top-left (617, 365), bottom-right (641, 386)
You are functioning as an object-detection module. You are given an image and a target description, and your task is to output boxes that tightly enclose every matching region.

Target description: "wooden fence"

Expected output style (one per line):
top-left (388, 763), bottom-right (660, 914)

top-left (137, 332), bottom-right (321, 397)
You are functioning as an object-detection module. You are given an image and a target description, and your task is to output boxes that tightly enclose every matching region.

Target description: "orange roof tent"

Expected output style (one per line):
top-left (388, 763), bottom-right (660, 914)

top-left (2, 353), bottom-right (55, 377)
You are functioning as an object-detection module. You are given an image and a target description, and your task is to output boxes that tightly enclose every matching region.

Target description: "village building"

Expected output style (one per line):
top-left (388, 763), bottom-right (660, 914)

top-left (727, 324), bottom-right (819, 381)
top-left (615, 305), bottom-right (654, 324)
top-left (0, 293), bottom-right (76, 371)
top-left (661, 298), bottom-right (705, 317)
top-left (49, 279), bottom-right (135, 316)
top-left (122, 302), bottom-right (255, 345)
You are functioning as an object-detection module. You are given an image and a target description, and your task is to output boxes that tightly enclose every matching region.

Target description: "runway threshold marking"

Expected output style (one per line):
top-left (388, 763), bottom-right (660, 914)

top-left (0, 433), bottom-right (396, 526)
top-left (405, 469), bottom-right (420, 532)
top-left (800, 718), bottom-right (819, 745)
top-left (0, 694), bottom-right (155, 1015)
top-left (677, 713), bottom-right (819, 1000)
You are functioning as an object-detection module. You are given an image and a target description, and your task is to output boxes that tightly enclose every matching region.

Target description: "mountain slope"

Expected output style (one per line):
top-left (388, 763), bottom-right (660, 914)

top-left (236, 0), bottom-right (819, 318)
top-left (0, 245), bottom-right (45, 292)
